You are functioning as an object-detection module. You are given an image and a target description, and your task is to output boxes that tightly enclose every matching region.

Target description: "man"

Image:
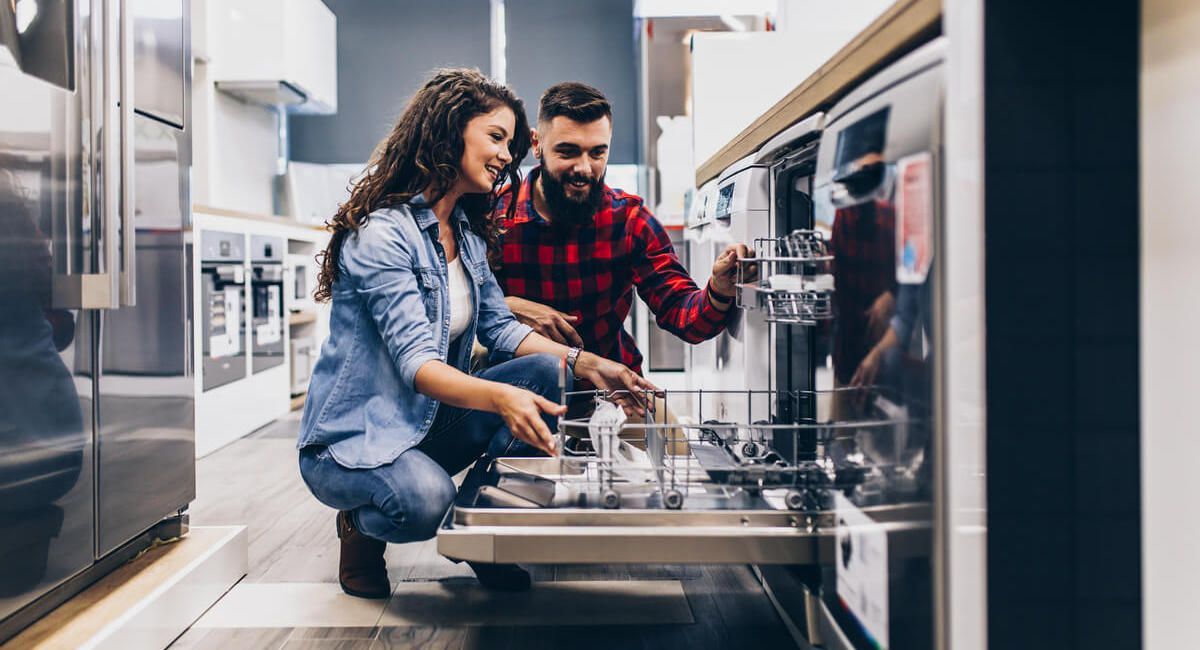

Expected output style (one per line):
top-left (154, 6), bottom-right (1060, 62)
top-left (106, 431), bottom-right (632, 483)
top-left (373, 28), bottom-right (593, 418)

top-left (492, 82), bottom-right (750, 385)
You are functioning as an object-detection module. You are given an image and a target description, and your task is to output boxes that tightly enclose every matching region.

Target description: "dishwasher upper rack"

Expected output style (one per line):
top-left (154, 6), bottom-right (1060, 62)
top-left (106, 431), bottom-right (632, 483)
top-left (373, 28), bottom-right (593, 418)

top-left (550, 387), bottom-right (917, 512)
top-left (737, 232), bottom-right (836, 325)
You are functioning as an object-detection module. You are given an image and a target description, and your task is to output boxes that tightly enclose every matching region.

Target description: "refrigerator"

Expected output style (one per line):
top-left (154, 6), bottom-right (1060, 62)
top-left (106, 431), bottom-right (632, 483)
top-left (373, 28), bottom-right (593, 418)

top-left (0, 0), bottom-right (194, 640)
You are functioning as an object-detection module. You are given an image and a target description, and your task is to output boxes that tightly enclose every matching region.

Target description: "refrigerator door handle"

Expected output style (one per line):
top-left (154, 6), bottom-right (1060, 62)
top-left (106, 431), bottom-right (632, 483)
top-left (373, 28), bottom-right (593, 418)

top-left (118, 0), bottom-right (136, 306)
top-left (49, 0), bottom-right (121, 310)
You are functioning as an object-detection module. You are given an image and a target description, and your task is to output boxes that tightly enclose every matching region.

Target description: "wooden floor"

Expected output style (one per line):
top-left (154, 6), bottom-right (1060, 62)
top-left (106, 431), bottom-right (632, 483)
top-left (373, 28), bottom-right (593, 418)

top-left (169, 412), bottom-right (796, 649)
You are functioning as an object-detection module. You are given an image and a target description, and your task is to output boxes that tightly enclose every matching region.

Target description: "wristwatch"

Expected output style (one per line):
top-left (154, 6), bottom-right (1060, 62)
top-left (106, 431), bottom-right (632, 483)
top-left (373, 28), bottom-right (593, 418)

top-left (707, 280), bottom-right (734, 307)
top-left (565, 347), bottom-right (582, 379)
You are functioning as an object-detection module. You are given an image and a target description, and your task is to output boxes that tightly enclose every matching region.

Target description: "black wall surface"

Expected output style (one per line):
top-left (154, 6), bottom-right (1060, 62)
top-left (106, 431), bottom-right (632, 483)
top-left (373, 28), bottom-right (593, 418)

top-left (504, 0), bottom-right (639, 164)
top-left (290, 0), bottom-right (492, 164)
top-left (984, 1), bottom-right (1141, 648)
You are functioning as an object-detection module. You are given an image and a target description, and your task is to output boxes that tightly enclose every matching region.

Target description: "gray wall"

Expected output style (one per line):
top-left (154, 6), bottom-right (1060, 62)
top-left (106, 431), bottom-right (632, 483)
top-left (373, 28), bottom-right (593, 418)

top-left (290, 0), bottom-right (493, 164)
top-left (504, 0), bottom-right (639, 164)
top-left (984, 0), bottom-right (1141, 647)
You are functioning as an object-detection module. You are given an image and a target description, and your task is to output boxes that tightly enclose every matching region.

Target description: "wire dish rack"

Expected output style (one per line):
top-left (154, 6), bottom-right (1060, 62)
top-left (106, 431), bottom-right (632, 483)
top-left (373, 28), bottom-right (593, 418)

top-left (488, 387), bottom-right (919, 514)
top-left (737, 231), bottom-right (836, 325)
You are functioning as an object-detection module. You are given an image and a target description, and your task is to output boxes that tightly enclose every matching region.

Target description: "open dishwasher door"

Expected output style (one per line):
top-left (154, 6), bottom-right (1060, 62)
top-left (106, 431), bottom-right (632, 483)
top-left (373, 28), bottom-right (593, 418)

top-left (438, 384), bottom-right (931, 569)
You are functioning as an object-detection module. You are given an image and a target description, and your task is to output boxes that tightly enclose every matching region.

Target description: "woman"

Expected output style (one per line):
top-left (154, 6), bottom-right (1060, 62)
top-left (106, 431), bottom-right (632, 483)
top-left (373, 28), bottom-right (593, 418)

top-left (297, 69), bottom-right (653, 598)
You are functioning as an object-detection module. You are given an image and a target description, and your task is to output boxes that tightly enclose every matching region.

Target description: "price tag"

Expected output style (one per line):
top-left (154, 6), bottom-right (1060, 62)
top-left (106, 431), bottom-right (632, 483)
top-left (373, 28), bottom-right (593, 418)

top-left (895, 152), bottom-right (934, 284)
top-left (835, 491), bottom-right (890, 648)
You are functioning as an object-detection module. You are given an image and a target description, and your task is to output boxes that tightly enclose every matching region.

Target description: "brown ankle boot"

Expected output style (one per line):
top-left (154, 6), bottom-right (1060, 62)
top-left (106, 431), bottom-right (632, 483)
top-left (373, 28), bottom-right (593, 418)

top-left (336, 510), bottom-right (390, 599)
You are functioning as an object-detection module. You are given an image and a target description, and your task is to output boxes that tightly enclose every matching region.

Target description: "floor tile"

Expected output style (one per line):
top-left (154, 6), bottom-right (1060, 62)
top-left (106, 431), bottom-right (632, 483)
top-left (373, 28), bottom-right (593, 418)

top-left (290, 627), bottom-right (380, 640)
top-left (377, 580), bottom-right (693, 627)
top-left (281, 640), bottom-right (380, 649)
top-left (194, 583), bottom-right (390, 629)
top-left (375, 626), bottom-right (484, 649)
top-left (168, 627), bottom-right (294, 649)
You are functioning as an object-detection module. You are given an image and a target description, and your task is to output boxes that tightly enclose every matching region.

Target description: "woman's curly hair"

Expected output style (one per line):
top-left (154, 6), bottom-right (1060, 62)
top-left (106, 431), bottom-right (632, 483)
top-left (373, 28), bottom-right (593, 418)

top-left (314, 68), bottom-right (530, 302)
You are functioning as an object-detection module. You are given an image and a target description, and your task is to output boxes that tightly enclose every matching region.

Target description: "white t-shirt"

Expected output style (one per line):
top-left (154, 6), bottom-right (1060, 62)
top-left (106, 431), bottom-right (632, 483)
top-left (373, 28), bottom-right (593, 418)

top-left (446, 255), bottom-right (473, 342)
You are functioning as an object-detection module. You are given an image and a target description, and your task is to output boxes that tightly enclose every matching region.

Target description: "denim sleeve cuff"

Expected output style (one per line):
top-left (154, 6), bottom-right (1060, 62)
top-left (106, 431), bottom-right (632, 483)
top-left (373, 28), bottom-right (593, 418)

top-left (490, 321), bottom-right (535, 359)
top-left (889, 314), bottom-right (911, 347)
top-left (399, 347), bottom-right (443, 390)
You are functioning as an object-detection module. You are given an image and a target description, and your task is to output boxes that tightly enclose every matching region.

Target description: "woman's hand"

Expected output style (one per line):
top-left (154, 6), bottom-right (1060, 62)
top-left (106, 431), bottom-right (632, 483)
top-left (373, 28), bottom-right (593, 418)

top-left (574, 352), bottom-right (661, 416)
top-left (864, 290), bottom-right (895, 341)
top-left (489, 384), bottom-right (566, 456)
top-left (850, 347), bottom-right (882, 389)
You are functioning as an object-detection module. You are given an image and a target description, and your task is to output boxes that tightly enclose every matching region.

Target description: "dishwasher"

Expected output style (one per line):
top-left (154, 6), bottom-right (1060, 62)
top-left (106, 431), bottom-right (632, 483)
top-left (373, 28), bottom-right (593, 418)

top-left (439, 38), bottom-right (948, 650)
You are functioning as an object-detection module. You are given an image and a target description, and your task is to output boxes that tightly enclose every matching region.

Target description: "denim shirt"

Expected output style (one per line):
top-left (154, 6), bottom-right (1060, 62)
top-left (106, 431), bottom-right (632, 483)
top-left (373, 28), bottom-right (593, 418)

top-left (296, 199), bottom-right (533, 468)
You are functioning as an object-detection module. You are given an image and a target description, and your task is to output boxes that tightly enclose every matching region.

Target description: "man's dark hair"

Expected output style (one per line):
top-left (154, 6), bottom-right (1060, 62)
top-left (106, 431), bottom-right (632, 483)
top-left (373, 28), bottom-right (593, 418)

top-left (538, 82), bottom-right (611, 125)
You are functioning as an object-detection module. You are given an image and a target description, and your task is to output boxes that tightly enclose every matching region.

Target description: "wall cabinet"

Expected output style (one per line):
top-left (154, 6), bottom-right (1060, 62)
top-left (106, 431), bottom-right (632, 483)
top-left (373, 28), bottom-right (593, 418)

top-left (207, 0), bottom-right (337, 113)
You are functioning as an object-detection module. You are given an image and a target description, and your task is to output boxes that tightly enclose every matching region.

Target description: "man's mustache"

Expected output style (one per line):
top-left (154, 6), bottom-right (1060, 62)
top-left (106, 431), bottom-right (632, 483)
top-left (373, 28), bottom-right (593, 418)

top-left (562, 173), bottom-right (597, 185)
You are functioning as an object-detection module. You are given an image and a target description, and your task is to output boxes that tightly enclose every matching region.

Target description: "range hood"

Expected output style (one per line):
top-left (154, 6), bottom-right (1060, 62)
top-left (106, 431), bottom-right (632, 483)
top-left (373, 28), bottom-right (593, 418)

top-left (214, 79), bottom-right (333, 115)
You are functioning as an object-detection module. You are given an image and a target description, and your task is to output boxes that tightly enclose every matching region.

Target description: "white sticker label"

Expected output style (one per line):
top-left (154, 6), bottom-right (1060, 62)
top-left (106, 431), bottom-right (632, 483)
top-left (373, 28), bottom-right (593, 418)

top-left (834, 491), bottom-right (890, 648)
top-left (258, 285), bottom-right (283, 344)
top-left (210, 288), bottom-right (241, 358)
top-left (895, 151), bottom-right (934, 285)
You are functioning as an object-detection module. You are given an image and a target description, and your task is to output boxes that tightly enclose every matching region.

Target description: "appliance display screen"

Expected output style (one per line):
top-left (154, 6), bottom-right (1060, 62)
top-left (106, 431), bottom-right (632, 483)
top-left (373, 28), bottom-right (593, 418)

top-left (715, 183), bottom-right (735, 219)
top-left (834, 107), bottom-right (890, 169)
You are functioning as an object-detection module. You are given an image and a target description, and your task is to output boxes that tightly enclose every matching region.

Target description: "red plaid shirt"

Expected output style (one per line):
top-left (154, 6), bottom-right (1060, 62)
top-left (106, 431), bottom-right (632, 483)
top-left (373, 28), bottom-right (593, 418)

top-left (830, 200), bottom-right (897, 384)
top-left (492, 167), bottom-right (731, 374)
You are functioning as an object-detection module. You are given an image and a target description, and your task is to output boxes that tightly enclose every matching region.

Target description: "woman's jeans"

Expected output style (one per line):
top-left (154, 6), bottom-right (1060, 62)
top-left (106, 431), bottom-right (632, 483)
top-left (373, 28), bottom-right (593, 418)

top-left (298, 353), bottom-right (564, 544)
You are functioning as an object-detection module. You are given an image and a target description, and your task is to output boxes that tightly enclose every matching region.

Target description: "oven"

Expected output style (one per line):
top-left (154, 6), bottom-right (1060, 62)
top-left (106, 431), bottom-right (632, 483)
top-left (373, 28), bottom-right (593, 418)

top-left (285, 253), bottom-right (318, 313)
top-left (289, 336), bottom-right (317, 396)
top-left (200, 231), bottom-right (247, 392)
top-left (249, 236), bottom-right (285, 374)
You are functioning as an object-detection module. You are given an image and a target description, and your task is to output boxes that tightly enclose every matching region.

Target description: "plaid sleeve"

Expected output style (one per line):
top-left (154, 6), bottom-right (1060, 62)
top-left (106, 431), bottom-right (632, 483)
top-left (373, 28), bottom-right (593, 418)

top-left (627, 202), bottom-right (730, 343)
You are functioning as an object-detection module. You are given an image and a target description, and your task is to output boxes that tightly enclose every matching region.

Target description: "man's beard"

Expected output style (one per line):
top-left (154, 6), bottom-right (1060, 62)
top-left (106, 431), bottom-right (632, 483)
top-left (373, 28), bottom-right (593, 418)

top-left (538, 160), bottom-right (605, 230)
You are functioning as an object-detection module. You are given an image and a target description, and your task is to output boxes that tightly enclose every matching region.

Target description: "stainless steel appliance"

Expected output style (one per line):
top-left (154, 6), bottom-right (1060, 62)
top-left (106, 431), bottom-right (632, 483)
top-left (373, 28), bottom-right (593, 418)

top-left (286, 252), bottom-right (317, 313)
top-left (804, 38), bottom-right (945, 649)
top-left (200, 231), bottom-right (247, 391)
top-left (290, 336), bottom-right (316, 396)
top-left (249, 235), bottom-right (285, 373)
top-left (436, 37), bottom-right (950, 650)
top-left (0, 0), bottom-right (194, 640)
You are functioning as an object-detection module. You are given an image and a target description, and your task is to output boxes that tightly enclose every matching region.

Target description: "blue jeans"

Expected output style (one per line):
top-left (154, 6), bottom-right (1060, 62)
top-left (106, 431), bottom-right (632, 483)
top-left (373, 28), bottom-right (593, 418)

top-left (298, 353), bottom-right (565, 543)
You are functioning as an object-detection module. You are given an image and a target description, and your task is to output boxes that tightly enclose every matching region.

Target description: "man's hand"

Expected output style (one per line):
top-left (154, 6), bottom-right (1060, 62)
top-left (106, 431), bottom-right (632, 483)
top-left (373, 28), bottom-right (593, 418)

top-left (573, 351), bottom-right (661, 417)
top-left (506, 296), bottom-right (584, 347)
top-left (709, 243), bottom-right (754, 302)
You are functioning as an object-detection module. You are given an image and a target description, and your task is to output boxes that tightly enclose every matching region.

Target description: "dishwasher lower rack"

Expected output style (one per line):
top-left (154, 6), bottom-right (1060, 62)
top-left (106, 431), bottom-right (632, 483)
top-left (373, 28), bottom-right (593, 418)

top-left (438, 458), bottom-right (932, 565)
top-left (543, 388), bottom-right (922, 513)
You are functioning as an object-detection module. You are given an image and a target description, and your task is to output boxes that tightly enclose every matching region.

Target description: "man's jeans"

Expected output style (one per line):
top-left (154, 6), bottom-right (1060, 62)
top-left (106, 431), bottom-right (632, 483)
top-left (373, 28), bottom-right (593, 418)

top-left (298, 353), bottom-right (565, 543)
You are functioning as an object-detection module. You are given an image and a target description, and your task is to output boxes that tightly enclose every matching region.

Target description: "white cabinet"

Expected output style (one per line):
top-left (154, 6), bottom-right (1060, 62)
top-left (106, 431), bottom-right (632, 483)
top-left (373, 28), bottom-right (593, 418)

top-left (207, 0), bottom-right (337, 113)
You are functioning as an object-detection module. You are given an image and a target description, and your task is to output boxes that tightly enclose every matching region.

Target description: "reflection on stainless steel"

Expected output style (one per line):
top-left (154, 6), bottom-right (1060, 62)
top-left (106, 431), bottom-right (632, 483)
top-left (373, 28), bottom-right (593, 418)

top-left (0, 0), bottom-right (95, 622)
top-left (1, 0), bottom-right (194, 638)
top-left (0, 164), bottom-right (93, 618)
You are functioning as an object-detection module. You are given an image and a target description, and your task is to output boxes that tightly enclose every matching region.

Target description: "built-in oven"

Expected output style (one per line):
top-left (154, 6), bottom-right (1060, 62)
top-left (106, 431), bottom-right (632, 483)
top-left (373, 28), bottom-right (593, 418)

top-left (285, 252), bottom-right (318, 313)
top-left (289, 336), bottom-right (316, 396)
top-left (249, 236), bottom-right (285, 374)
top-left (200, 231), bottom-right (247, 391)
